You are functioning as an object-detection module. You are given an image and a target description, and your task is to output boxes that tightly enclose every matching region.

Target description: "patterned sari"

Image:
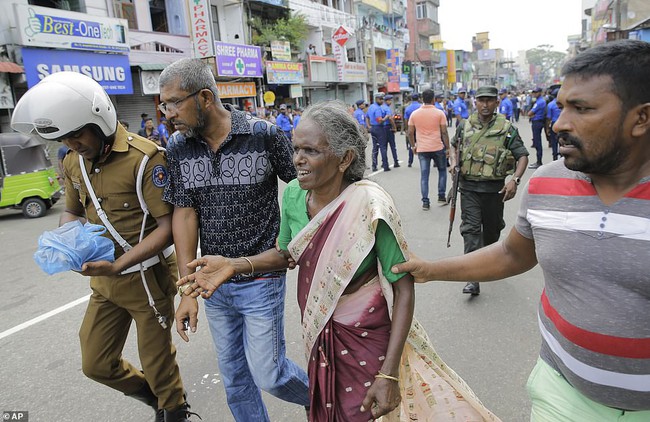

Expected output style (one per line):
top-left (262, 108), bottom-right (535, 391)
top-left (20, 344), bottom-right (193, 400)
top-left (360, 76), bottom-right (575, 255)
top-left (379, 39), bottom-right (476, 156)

top-left (287, 180), bottom-right (501, 422)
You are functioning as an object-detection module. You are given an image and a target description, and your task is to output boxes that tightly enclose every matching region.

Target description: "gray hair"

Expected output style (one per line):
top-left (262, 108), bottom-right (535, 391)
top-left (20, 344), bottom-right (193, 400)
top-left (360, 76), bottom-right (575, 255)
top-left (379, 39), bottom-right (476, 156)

top-left (301, 100), bottom-right (367, 182)
top-left (159, 58), bottom-right (219, 99)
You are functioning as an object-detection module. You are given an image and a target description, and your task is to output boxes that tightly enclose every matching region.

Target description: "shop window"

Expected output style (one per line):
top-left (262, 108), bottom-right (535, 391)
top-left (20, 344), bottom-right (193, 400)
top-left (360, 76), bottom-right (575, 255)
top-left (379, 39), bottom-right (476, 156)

top-left (114, 0), bottom-right (138, 30)
top-left (211, 5), bottom-right (221, 41)
top-left (29, 0), bottom-right (86, 13)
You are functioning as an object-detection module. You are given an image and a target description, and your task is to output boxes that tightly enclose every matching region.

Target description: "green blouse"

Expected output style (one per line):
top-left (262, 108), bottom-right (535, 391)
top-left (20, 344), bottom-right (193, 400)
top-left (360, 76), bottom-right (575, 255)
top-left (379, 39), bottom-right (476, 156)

top-left (278, 179), bottom-right (407, 283)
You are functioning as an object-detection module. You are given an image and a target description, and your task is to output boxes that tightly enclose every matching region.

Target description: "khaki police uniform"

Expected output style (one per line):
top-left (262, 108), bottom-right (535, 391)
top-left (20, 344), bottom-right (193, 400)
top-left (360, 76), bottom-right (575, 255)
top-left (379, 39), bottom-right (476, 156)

top-left (63, 124), bottom-right (184, 410)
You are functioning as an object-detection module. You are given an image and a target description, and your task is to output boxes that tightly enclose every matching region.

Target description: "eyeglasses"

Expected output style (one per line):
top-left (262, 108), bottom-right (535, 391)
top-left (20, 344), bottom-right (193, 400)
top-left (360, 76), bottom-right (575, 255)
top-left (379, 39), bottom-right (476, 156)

top-left (158, 89), bottom-right (204, 114)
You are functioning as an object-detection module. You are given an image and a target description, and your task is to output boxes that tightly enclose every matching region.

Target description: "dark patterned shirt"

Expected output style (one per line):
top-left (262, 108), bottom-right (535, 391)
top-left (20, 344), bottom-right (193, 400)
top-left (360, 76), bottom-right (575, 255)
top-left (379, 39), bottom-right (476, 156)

top-left (163, 105), bottom-right (296, 281)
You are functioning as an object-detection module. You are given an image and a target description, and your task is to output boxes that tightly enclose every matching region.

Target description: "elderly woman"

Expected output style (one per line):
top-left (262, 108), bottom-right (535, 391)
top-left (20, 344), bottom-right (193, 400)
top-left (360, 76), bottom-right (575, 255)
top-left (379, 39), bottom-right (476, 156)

top-left (178, 101), bottom-right (499, 422)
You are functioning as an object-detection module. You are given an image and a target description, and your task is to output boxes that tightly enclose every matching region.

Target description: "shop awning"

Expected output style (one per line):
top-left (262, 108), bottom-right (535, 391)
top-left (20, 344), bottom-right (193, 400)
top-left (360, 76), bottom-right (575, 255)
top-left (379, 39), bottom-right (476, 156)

top-left (136, 64), bottom-right (167, 71)
top-left (0, 61), bottom-right (24, 73)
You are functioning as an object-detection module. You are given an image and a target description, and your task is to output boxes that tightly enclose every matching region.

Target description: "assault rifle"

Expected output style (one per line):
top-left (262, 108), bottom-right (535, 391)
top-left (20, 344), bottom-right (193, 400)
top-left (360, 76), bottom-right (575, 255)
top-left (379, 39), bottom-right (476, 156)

top-left (447, 134), bottom-right (463, 248)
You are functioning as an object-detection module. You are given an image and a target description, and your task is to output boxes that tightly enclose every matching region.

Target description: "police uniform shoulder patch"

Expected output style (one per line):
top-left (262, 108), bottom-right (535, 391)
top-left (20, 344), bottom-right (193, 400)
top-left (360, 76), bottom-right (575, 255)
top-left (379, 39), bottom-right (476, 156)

top-left (152, 165), bottom-right (168, 188)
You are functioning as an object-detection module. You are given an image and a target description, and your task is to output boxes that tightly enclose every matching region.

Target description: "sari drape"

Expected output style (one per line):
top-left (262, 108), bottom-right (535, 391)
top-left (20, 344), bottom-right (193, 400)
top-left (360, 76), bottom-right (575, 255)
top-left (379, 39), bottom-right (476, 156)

top-left (288, 180), bottom-right (501, 421)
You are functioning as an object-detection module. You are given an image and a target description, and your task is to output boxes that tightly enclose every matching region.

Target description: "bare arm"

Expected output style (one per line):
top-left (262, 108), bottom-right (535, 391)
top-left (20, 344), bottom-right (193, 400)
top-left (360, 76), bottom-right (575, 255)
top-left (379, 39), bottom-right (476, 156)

top-left (173, 206), bottom-right (200, 342)
top-left (499, 155), bottom-right (529, 202)
top-left (361, 275), bottom-right (414, 418)
top-left (392, 227), bottom-right (537, 283)
top-left (80, 213), bottom-right (173, 276)
top-left (407, 125), bottom-right (416, 151)
top-left (178, 248), bottom-right (291, 298)
top-left (441, 125), bottom-right (450, 151)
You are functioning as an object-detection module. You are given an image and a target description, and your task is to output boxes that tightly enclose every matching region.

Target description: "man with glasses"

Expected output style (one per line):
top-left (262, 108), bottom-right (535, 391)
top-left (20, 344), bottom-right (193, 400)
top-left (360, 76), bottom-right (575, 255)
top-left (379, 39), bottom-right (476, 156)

top-left (159, 58), bottom-right (309, 422)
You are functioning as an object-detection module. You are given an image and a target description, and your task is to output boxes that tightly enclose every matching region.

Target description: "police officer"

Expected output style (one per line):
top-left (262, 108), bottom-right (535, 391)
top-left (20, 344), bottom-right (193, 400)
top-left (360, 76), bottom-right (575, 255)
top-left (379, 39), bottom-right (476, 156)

top-left (449, 86), bottom-right (529, 296)
top-left (545, 87), bottom-right (561, 161)
top-left (276, 104), bottom-right (293, 141)
top-left (11, 72), bottom-right (195, 422)
top-left (366, 92), bottom-right (390, 171)
top-left (527, 87), bottom-right (546, 169)
top-left (353, 99), bottom-right (369, 133)
top-left (383, 94), bottom-right (399, 168)
top-left (454, 88), bottom-right (469, 127)
top-left (498, 88), bottom-right (513, 121)
top-left (403, 92), bottom-right (422, 167)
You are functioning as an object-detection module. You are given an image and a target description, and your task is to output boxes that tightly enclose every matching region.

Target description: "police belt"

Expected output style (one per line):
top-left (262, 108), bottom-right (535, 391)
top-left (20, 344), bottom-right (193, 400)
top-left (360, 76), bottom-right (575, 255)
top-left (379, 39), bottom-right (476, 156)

top-left (121, 245), bottom-right (175, 275)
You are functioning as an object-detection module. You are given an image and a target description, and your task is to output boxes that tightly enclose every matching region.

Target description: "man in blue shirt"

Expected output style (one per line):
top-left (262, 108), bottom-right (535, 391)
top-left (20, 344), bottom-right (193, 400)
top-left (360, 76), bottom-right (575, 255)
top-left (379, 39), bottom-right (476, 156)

top-left (292, 107), bottom-right (302, 130)
top-left (275, 104), bottom-right (293, 141)
top-left (353, 99), bottom-right (368, 130)
top-left (454, 89), bottom-right (469, 127)
top-left (527, 87), bottom-right (547, 169)
top-left (498, 88), bottom-right (513, 120)
top-left (403, 93), bottom-right (422, 167)
top-left (382, 94), bottom-right (399, 168)
top-left (510, 93), bottom-right (520, 122)
top-left (365, 93), bottom-right (390, 171)
top-left (545, 87), bottom-right (561, 161)
top-left (434, 92), bottom-right (445, 113)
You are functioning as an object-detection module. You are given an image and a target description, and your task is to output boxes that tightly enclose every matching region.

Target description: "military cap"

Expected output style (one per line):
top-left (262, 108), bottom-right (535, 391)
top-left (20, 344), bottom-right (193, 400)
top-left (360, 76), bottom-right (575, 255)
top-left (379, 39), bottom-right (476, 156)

top-left (458, 88), bottom-right (467, 94)
top-left (411, 93), bottom-right (419, 100)
top-left (550, 88), bottom-right (560, 96)
top-left (475, 86), bottom-right (498, 98)
top-left (374, 92), bottom-right (385, 98)
top-left (384, 94), bottom-right (393, 100)
top-left (499, 88), bottom-right (508, 95)
top-left (279, 104), bottom-right (287, 110)
top-left (532, 87), bottom-right (542, 93)
top-left (355, 99), bottom-right (364, 106)
top-left (435, 92), bottom-right (444, 98)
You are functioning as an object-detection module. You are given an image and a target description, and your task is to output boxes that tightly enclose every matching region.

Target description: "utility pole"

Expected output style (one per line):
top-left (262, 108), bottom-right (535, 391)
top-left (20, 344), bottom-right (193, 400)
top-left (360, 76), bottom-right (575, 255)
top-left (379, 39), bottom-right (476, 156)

top-left (370, 18), bottom-right (377, 94)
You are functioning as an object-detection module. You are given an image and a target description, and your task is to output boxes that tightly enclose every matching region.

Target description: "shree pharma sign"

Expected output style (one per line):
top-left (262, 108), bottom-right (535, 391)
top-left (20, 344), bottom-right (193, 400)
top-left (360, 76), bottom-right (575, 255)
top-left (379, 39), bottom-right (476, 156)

top-left (14, 4), bottom-right (129, 53)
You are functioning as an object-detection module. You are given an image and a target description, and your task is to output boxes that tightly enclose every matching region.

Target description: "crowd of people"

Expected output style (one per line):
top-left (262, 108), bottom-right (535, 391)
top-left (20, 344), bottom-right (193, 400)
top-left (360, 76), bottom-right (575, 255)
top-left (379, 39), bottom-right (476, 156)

top-left (9, 39), bottom-right (650, 422)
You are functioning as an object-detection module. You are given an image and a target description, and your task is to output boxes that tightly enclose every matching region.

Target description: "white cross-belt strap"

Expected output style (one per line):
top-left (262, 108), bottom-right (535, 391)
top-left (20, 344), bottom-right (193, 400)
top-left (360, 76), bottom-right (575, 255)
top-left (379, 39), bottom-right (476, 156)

top-left (79, 155), bottom-right (132, 252)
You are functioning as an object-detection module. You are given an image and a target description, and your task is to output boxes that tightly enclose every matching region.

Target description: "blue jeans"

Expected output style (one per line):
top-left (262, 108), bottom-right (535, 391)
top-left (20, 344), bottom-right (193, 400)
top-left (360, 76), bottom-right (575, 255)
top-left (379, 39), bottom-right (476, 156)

top-left (418, 150), bottom-right (447, 203)
top-left (204, 275), bottom-right (309, 422)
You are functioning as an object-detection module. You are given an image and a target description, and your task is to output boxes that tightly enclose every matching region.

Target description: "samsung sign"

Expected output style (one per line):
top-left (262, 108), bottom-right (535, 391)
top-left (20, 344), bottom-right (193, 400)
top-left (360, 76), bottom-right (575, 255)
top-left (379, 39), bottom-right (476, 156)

top-left (22, 48), bottom-right (133, 95)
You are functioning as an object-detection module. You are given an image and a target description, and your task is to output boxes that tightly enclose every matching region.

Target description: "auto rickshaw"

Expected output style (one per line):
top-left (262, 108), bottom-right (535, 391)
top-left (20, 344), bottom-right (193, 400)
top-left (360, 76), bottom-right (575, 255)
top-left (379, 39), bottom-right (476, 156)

top-left (0, 132), bottom-right (61, 218)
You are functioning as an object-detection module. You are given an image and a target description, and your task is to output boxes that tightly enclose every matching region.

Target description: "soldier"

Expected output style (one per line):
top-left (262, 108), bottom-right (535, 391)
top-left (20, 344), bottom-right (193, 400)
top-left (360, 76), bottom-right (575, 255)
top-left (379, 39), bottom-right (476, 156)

top-left (449, 86), bottom-right (529, 296)
top-left (383, 94), bottom-right (400, 168)
top-left (11, 72), bottom-right (195, 421)
top-left (528, 87), bottom-right (547, 169)
top-left (366, 92), bottom-right (390, 171)
top-left (498, 88), bottom-right (513, 121)
top-left (454, 88), bottom-right (469, 127)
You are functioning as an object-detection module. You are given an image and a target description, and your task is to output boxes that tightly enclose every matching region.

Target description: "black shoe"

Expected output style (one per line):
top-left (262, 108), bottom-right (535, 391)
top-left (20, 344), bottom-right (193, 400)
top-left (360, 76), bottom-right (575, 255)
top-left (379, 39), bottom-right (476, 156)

top-left (407, 163), bottom-right (412, 167)
top-left (462, 282), bottom-right (480, 295)
top-left (437, 196), bottom-right (446, 204)
top-left (383, 168), bottom-right (391, 172)
top-left (372, 167), bottom-right (378, 172)
top-left (164, 402), bottom-right (202, 422)
top-left (394, 163), bottom-right (400, 168)
top-left (422, 202), bottom-right (430, 210)
top-left (528, 162), bottom-right (542, 169)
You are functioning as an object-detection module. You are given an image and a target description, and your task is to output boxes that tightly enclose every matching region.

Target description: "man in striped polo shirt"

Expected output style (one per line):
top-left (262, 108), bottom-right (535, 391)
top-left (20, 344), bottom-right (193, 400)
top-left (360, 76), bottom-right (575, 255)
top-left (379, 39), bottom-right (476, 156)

top-left (392, 39), bottom-right (650, 421)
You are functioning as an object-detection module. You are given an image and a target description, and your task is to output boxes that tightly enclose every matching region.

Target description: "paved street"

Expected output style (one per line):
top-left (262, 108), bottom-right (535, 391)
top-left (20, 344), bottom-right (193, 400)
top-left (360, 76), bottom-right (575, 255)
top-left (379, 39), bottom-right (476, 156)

top-left (0, 120), bottom-right (550, 422)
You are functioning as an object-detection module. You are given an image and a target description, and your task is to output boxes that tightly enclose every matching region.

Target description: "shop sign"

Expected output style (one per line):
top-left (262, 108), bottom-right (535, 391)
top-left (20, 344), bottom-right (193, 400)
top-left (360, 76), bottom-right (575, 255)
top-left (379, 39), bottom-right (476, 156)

top-left (22, 47), bottom-right (133, 95)
top-left (266, 61), bottom-right (304, 84)
top-left (386, 48), bottom-right (401, 93)
top-left (340, 62), bottom-right (367, 83)
top-left (189, 0), bottom-right (215, 58)
top-left (215, 42), bottom-right (263, 78)
top-left (271, 40), bottom-right (291, 61)
top-left (14, 4), bottom-right (129, 53)
top-left (216, 82), bottom-right (257, 98)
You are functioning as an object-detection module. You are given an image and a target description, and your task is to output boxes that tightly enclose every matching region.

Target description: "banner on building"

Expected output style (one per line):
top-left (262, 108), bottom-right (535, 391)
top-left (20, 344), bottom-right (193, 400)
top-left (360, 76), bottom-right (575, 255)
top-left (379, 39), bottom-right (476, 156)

top-left (14, 4), bottom-right (129, 53)
top-left (215, 41), bottom-right (263, 78)
top-left (340, 62), bottom-right (367, 83)
top-left (386, 48), bottom-right (401, 93)
top-left (22, 47), bottom-right (133, 94)
top-left (189, 0), bottom-right (215, 58)
top-left (271, 40), bottom-right (291, 61)
top-left (217, 82), bottom-right (256, 98)
top-left (141, 70), bottom-right (161, 95)
top-left (446, 50), bottom-right (456, 84)
top-left (266, 61), bottom-right (304, 84)
top-left (289, 84), bottom-right (303, 98)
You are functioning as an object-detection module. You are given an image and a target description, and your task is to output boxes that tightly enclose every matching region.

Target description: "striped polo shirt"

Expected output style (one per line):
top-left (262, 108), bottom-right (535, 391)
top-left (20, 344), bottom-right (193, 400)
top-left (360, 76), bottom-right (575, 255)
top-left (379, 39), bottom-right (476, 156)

top-left (515, 160), bottom-right (650, 411)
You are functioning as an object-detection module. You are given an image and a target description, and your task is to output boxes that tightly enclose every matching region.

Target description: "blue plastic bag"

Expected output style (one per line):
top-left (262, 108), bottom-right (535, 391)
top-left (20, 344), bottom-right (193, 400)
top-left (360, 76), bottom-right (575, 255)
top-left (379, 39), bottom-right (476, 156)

top-left (34, 220), bottom-right (115, 275)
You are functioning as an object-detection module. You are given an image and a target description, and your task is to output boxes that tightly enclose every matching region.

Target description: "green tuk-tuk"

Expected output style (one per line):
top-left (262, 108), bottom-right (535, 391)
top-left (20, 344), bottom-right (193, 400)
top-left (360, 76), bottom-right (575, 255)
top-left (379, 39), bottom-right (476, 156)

top-left (0, 132), bottom-right (62, 218)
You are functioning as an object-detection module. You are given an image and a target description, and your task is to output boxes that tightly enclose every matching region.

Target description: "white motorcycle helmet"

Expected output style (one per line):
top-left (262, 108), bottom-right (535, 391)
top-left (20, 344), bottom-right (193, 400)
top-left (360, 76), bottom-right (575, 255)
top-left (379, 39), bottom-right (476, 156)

top-left (11, 71), bottom-right (117, 140)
